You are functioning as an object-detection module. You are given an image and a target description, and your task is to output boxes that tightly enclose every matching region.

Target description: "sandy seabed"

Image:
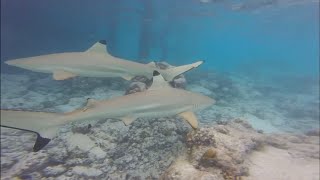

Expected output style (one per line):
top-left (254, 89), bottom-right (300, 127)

top-left (247, 146), bottom-right (319, 180)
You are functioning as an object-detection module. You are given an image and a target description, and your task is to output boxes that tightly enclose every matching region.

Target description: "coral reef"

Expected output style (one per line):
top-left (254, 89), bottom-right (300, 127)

top-left (161, 119), bottom-right (319, 180)
top-left (0, 116), bottom-right (190, 179)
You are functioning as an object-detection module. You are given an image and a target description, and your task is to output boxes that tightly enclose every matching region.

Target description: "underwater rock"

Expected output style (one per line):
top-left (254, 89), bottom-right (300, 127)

top-left (19, 172), bottom-right (42, 180)
top-left (0, 114), bottom-right (190, 179)
top-left (107, 117), bottom-right (190, 179)
top-left (186, 128), bottom-right (215, 146)
top-left (72, 166), bottom-right (103, 177)
top-left (165, 120), bottom-right (265, 178)
top-left (131, 75), bottom-right (151, 85)
top-left (88, 147), bottom-right (107, 160)
top-left (47, 145), bottom-right (69, 163)
top-left (0, 156), bottom-right (16, 169)
top-left (201, 148), bottom-right (217, 160)
top-left (2, 151), bottom-right (50, 179)
top-left (266, 133), bottom-right (320, 159)
top-left (200, 148), bottom-right (219, 167)
top-left (160, 158), bottom-right (224, 180)
top-left (42, 165), bottom-right (67, 177)
top-left (170, 74), bottom-right (187, 89)
top-left (305, 129), bottom-right (320, 136)
top-left (163, 119), bottom-right (320, 179)
top-left (214, 125), bottom-right (230, 134)
top-left (65, 133), bottom-right (96, 152)
top-left (125, 81), bottom-right (147, 95)
top-left (71, 124), bottom-right (92, 134)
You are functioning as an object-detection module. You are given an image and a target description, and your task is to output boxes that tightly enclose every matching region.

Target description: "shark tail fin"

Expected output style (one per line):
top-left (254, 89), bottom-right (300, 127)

top-left (161, 60), bottom-right (204, 81)
top-left (0, 110), bottom-right (63, 152)
top-left (1, 125), bottom-right (51, 152)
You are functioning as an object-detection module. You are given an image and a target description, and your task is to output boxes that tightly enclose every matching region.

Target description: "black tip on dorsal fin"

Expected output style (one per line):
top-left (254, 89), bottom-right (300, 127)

top-left (99, 40), bottom-right (107, 45)
top-left (153, 70), bottom-right (160, 76)
top-left (33, 133), bottom-right (51, 152)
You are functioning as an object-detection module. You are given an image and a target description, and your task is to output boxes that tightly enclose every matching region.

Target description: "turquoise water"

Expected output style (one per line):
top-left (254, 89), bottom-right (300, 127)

top-left (1, 0), bottom-right (319, 76)
top-left (0, 1), bottom-right (319, 179)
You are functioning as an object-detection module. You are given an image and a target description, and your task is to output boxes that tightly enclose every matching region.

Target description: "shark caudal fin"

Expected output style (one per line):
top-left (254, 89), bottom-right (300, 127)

top-left (0, 110), bottom-right (63, 152)
top-left (160, 60), bottom-right (204, 81)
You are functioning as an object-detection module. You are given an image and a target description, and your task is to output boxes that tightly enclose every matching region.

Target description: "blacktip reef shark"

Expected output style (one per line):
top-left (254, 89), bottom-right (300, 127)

top-left (5, 41), bottom-right (203, 81)
top-left (0, 71), bottom-right (214, 152)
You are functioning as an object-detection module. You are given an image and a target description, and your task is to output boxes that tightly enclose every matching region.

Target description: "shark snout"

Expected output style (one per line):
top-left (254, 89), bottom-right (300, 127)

top-left (5, 59), bottom-right (33, 69)
top-left (204, 97), bottom-right (215, 107)
top-left (5, 59), bottom-right (28, 67)
top-left (5, 59), bottom-right (19, 65)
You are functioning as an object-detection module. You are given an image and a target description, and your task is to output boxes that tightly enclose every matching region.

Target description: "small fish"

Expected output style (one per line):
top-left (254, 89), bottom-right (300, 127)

top-left (0, 71), bottom-right (215, 152)
top-left (5, 41), bottom-right (203, 81)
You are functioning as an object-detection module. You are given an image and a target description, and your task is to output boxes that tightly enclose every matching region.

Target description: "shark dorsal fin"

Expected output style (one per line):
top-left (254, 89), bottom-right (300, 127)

top-left (86, 41), bottom-right (107, 54)
top-left (148, 71), bottom-right (171, 90)
top-left (83, 98), bottom-right (99, 111)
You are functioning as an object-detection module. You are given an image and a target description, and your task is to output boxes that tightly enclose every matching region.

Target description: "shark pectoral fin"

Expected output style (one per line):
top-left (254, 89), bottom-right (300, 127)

top-left (86, 41), bottom-right (107, 54)
top-left (147, 61), bottom-right (157, 68)
top-left (53, 70), bottom-right (77, 80)
top-left (121, 116), bottom-right (136, 126)
top-left (148, 71), bottom-right (171, 90)
top-left (179, 111), bottom-right (199, 129)
top-left (122, 75), bottom-right (133, 81)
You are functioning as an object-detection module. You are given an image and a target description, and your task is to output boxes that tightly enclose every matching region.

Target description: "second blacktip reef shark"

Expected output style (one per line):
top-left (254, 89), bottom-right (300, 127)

top-left (5, 41), bottom-right (203, 81)
top-left (0, 71), bottom-right (215, 152)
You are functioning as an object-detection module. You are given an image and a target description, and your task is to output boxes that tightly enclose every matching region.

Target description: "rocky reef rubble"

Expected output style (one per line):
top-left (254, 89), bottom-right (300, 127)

top-left (0, 115), bottom-right (191, 179)
top-left (1, 116), bottom-right (318, 180)
top-left (161, 119), bottom-right (320, 180)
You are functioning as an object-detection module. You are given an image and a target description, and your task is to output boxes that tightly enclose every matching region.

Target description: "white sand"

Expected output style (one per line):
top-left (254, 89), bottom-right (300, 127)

top-left (247, 146), bottom-right (319, 180)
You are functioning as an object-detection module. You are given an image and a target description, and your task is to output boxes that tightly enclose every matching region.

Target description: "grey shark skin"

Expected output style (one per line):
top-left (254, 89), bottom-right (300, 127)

top-left (0, 71), bottom-right (214, 152)
top-left (5, 41), bottom-right (203, 81)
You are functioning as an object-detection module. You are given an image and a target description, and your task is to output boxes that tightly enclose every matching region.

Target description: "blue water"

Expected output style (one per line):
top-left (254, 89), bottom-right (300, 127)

top-left (1, 1), bottom-right (319, 179)
top-left (1, 0), bottom-right (319, 78)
